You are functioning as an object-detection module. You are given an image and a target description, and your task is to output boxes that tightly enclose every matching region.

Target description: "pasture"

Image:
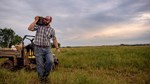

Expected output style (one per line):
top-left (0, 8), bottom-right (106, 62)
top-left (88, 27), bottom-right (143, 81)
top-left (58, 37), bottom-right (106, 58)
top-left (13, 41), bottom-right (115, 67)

top-left (0, 46), bottom-right (150, 84)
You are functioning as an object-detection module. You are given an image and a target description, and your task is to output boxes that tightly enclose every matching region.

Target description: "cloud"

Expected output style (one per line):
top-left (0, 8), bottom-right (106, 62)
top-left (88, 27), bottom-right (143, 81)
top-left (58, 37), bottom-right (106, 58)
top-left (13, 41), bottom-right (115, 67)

top-left (67, 21), bottom-right (149, 39)
top-left (0, 0), bottom-right (150, 46)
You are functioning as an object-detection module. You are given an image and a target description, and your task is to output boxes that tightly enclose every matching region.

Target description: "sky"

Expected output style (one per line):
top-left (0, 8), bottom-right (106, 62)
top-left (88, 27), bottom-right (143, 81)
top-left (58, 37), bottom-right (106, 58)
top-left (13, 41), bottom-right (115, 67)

top-left (0, 0), bottom-right (150, 46)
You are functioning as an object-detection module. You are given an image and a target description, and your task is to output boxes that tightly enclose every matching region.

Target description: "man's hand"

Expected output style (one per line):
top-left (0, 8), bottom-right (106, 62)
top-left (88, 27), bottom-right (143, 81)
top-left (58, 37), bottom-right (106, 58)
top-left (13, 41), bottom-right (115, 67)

top-left (28, 16), bottom-right (40, 31)
top-left (56, 48), bottom-right (60, 52)
top-left (34, 16), bottom-right (40, 21)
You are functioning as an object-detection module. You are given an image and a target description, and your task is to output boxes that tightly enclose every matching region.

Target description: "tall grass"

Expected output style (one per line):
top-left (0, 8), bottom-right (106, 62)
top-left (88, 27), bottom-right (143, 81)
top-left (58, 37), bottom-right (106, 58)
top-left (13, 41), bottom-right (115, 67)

top-left (0, 46), bottom-right (150, 84)
top-left (59, 46), bottom-right (150, 70)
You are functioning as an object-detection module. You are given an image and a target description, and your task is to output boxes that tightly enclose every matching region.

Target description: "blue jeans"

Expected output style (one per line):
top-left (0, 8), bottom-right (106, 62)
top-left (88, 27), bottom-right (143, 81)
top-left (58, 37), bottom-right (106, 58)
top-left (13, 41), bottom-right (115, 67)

top-left (34, 46), bottom-right (54, 80)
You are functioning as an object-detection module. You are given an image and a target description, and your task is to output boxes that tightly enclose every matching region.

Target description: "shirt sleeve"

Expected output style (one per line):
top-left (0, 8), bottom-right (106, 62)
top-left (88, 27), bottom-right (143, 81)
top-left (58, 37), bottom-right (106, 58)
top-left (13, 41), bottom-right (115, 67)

top-left (47, 28), bottom-right (56, 39)
top-left (51, 28), bottom-right (56, 40)
top-left (33, 24), bottom-right (39, 31)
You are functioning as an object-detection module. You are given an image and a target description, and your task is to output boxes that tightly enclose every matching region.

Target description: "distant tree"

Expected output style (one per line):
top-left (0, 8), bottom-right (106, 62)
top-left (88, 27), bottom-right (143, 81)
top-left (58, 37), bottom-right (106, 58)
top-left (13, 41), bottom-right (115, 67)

top-left (9, 35), bottom-right (22, 47)
top-left (0, 28), bottom-right (22, 48)
top-left (0, 29), bottom-right (3, 43)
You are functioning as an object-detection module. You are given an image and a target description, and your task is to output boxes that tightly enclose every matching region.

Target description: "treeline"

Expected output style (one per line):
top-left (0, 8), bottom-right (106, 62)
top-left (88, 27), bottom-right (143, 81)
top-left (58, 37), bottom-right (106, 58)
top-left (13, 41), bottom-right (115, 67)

top-left (120, 44), bottom-right (150, 46)
top-left (0, 28), bottom-right (22, 48)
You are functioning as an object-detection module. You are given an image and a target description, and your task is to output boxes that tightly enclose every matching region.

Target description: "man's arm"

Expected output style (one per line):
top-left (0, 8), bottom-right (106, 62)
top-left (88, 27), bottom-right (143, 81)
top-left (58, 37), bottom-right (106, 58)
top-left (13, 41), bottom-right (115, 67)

top-left (28, 16), bottom-right (39, 31)
top-left (53, 37), bottom-right (60, 52)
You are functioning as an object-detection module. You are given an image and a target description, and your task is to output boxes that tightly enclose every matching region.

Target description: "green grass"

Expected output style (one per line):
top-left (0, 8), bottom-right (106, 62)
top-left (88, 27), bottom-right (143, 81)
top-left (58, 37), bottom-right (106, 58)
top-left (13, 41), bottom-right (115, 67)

top-left (0, 46), bottom-right (150, 84)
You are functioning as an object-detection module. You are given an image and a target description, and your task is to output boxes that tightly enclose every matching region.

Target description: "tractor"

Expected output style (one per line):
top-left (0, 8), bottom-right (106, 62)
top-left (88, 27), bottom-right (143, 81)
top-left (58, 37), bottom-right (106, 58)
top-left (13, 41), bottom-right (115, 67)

top-left (0, 35), bottom-right (59, 70)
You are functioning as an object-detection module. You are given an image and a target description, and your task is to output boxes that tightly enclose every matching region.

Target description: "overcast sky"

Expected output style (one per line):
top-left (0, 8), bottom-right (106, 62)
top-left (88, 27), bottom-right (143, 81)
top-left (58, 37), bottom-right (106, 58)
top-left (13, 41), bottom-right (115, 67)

top-left (0, 0), bottom-right (150, 46)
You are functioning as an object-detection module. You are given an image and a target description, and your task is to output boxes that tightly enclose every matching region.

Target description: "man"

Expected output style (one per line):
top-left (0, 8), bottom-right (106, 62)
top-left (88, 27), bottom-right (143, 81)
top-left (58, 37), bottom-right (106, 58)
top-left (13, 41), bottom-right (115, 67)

top-left (28, 16), bottom-right (60, 83)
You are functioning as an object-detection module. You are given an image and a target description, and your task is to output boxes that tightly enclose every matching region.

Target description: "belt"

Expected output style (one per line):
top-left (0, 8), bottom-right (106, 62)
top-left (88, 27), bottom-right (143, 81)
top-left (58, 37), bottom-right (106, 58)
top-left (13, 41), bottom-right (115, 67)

top-left (35, 45), bottom-right (49, 48)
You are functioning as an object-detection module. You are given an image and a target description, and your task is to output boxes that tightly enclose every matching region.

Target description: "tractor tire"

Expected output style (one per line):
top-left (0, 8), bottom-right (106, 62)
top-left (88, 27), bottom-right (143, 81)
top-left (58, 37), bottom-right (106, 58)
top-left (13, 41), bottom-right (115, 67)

top-left (1, 60), bottom-right (14, 71)
top-left (24, 64), bottom-right (36, 71)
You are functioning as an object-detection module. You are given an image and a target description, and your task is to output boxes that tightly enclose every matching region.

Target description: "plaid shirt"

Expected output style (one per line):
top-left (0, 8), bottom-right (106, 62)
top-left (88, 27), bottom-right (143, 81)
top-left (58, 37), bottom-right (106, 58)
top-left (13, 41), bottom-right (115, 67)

top-left (33, 25), bottom-right (55, 46)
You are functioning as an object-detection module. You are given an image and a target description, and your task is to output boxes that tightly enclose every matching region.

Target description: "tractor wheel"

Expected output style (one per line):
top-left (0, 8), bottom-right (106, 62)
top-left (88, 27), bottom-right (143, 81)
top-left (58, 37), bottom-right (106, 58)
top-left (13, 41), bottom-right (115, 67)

top-left (1, 60), bottom-right (14, 71)
top-left (24, 64), bottom-right (36, 71)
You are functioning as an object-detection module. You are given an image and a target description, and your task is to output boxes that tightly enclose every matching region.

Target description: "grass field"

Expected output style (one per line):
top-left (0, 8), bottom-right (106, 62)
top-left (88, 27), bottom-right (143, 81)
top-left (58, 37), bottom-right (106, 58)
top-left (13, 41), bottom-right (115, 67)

top-left (0, 46), bottom-right (150, 84)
